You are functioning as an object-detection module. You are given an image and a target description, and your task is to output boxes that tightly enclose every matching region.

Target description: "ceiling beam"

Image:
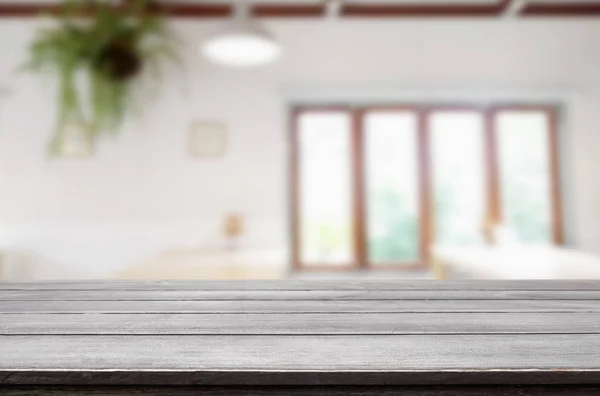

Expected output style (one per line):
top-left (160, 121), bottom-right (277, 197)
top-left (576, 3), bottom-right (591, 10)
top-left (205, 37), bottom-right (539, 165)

top-left (252, 3), bottom-right (326, 18)
top-left (341, 1), bottom-right (511, 18)
top-left (0, 2), bottom-right (233, 18)
top-left (148, 3), bottom-right (231, 18)
top-left (522, 1), bottom-right (600, 17)
top-left (0, 1), bottom-right (325, 19)
top-left (0, 3), bottom-right (61, 17)
top-left (1, 1), bottom-right (600, 19)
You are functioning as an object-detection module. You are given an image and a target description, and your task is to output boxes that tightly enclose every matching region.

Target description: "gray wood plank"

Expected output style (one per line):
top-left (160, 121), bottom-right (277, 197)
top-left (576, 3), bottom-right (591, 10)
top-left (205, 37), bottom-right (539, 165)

top-left (2, 386), bottom-right (600, 396)
top-left (2, 280), bottom-right (600, 291)
top-left (1, 369), bottom-right (599, 387)
top-left (3, 289), bottom-right (600, 301)
top-left (3, 299), bottom-right (599, 313)
top-left (2, 312), bottom-right (599, 335)
top-left (1, 335), bottom-right (599, 374)
top-left (2, 281), bottom-right (600, 387)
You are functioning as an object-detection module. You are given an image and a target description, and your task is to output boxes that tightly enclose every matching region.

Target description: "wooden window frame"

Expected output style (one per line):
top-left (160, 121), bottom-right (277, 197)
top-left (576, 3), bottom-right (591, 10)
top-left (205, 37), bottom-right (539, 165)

top-left (489, 105), bottom-right (564, 245)
top-left (291, 105), bottom-right (563, 271)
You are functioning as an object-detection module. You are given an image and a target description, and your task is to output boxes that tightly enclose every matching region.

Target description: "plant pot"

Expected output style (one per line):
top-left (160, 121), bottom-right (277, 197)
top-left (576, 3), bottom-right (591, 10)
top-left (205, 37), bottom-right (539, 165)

top-left (97, 39), bottom-right (142, 81)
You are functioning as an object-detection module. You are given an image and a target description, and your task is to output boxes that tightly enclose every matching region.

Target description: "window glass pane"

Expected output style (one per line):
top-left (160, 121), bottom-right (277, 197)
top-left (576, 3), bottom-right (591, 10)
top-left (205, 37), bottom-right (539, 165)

top-left (364, 111), bottom-right (420, 264)
top-left (431, 111), bottom-right (486, 246)
top-left (496, 110), bottom-right (553, 243)
top-left (298, 112), bottom-right (353, 265)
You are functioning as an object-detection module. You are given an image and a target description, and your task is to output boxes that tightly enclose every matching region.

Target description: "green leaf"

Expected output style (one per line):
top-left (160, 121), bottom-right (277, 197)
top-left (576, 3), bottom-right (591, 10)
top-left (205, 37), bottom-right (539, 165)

top-left (23, 0), bottom-right (181, 155)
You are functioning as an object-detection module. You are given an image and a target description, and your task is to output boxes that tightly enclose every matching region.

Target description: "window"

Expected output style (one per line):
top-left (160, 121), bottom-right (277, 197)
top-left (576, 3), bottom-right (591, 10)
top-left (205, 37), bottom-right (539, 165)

top-left (297, 111), bottom-right (353, 266)
top-left (364, 111), bottom-right (420, 265)
top-left (291, 105), bottom-right (563, 270)
top-left (495, 110), bottom-right (557, 243)
top-left (430, 110), bottom-right (486, 247)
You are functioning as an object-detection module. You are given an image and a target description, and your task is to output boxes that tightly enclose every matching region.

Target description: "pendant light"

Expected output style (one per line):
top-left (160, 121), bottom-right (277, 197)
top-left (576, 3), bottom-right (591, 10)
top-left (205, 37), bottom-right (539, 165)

top-left (201, 2), bottom-right (282, 68)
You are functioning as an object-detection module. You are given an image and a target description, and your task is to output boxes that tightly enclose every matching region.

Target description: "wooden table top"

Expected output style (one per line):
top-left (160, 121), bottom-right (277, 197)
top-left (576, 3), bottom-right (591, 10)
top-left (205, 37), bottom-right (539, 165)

top-left (1, 280), bottom-right (600, 388)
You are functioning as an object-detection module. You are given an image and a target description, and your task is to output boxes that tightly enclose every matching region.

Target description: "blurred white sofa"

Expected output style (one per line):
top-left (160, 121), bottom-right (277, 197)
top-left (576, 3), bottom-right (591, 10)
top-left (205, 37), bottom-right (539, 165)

top-left (432, 244), bottom-right (600, 280)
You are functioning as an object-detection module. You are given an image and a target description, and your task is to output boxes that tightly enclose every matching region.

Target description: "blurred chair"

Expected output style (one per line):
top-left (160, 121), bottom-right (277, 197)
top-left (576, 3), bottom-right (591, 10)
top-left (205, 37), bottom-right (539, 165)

top-left (432, 244), bottom-right (600, 280)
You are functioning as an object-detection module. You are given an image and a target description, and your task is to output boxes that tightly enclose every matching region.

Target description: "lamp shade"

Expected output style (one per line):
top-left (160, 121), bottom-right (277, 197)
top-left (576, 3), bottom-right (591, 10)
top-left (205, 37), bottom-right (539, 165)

top-left (201, 22), bottom-right (281, 68)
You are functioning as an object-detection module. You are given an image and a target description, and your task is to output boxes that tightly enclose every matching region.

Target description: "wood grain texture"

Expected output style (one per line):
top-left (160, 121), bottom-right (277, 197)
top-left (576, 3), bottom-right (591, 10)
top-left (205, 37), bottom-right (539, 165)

top-left (4, 298), bottom-right (599, 313)
top-left (1, 280), bottom-right (599, 388)
top-left (2, 370), bottom-right (600, 387)
top-left (3, 312), bottom-right (599, 335)
top-left (1, 335), bottom-right (600, 372)
top-left (3, 386), bottom-right (600, 396)
top-left (3, 289), bottom-right (599, 301)
top-left (2, 280), bottom-right (598, 291)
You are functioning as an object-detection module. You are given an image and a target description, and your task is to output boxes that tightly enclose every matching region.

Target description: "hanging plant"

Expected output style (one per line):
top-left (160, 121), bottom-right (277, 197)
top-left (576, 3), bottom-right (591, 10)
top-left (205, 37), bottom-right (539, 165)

top-left (24, 0), bottom-right (181, 155)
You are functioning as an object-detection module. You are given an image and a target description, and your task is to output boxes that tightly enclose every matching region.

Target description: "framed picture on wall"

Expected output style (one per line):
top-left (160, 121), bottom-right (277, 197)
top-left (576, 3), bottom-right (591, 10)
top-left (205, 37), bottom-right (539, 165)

top-left (189, 121), bottom-right (227, 158)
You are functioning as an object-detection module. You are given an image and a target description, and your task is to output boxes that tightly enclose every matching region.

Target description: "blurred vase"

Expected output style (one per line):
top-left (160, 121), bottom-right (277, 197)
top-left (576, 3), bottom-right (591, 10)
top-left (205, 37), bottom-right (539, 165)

top-left (54, 121), bottom-right (94, 158)
top-left (223, 213), bottom-right (244, 250)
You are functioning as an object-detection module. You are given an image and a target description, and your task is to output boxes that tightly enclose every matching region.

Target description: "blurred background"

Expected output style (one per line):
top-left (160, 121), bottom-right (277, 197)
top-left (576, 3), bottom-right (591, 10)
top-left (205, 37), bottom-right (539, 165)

top-left (1, 0), bottom-right (599, 282)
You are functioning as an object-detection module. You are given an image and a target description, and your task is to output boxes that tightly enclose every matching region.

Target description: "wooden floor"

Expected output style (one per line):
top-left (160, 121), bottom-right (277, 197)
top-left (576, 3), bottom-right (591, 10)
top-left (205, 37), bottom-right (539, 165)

top-left (0, 280), bottom-right (599, 394)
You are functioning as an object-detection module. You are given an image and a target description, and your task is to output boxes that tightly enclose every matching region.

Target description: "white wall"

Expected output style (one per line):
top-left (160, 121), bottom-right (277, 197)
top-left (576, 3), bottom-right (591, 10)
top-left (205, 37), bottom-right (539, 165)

top-left (1, 18), bottom-right (600, 279)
